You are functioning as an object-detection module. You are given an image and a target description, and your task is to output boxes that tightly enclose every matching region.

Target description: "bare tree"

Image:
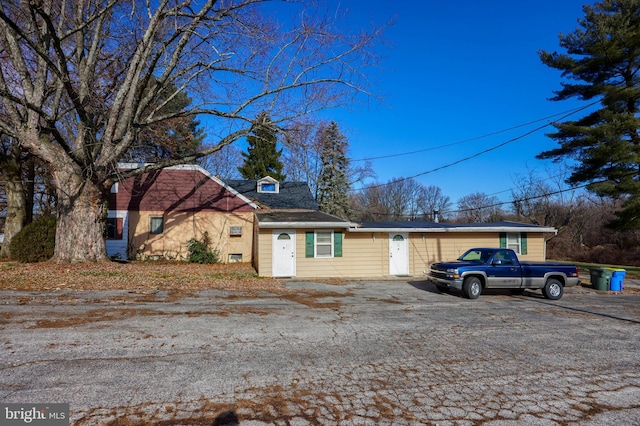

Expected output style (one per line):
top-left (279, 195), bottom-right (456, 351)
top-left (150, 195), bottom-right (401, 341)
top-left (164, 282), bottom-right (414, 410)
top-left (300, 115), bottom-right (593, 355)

top-left (200, 144), bottom-right (243, 180)
top-left (282, 118), bottom-right (323, 194)
top-left (0, 0), bottom-right (384, 261)
top-left (417, 185), bottom-right (452, 221)
top-left (350, 185), bottom-right (387, 221)
top-left (456, 192), bottom-right (505, 223)
top-left (283, 118), bottom-right (374, 207)
top-left (350, 178), bottom-right (447, 221)
top-left (510, 164), bottom-right (582, 231)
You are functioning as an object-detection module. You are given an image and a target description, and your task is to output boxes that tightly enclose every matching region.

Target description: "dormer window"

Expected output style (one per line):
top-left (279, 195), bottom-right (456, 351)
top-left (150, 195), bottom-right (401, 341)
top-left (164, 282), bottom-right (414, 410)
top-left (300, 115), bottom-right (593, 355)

top-left (257, 176), bottom-right (279, 193)
top-left (260, 183), bottom-right (276, 192)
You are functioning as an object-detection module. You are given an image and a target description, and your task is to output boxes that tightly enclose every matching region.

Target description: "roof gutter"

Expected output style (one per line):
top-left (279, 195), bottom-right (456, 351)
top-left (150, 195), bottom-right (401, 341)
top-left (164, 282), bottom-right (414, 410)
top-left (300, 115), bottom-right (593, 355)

top-left (348, 225), bottom-right (558, 234)
top-left (259, 221), bottom-right (354, 229)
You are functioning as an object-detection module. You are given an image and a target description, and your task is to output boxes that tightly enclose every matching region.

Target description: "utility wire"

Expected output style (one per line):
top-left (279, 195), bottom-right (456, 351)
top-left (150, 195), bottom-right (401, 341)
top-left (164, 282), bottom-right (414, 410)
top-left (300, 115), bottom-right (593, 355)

top-left (352, 97), bottom-right (602, 193)
top-left (352, 106), bottom-right (595, 162)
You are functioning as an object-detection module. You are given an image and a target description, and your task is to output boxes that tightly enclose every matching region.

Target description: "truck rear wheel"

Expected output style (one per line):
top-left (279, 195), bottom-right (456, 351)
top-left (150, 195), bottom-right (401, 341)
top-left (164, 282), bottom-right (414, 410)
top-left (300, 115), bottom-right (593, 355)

top-left (543, 279), bottom-right (563, 300)
top-left (463, 277), bottom-right (482, 299)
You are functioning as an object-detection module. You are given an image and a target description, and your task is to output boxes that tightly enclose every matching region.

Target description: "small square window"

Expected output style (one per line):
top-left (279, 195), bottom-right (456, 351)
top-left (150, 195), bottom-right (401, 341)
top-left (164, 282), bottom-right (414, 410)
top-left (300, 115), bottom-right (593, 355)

top-left (228, 254), bottom-right (243, 263)
top-left (150, 216), bottom-right (164, 234)
top-left (230, 226), bottom-right (242, 236)
top-left (105, 218), bottom-right (123, 240)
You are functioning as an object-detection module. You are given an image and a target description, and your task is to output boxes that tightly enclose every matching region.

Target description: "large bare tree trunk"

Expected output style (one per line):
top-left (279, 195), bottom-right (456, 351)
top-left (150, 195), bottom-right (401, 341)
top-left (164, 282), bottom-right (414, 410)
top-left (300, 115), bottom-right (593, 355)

top-left (53, 168), bottom-right (109, 262)
top-left (0, 159), bottom-right (27, 258)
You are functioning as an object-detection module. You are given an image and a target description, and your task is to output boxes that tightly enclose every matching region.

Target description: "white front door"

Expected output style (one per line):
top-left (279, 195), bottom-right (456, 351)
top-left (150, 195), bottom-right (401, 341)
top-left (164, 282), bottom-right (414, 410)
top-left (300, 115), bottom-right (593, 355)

top-left (389, 233), bottom-right (409, 275)
top-left (272, 231), bottom-right (296, 277)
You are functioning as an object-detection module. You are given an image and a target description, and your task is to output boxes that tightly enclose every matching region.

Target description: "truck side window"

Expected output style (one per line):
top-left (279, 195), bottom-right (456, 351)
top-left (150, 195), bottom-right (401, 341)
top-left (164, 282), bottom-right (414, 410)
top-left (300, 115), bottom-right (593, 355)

top-left (493, 250), bottom-right (515, 265)
top-left (495, 250), bottom-right (515, 265)
top-left (504, 252), bottom-right (515, 265)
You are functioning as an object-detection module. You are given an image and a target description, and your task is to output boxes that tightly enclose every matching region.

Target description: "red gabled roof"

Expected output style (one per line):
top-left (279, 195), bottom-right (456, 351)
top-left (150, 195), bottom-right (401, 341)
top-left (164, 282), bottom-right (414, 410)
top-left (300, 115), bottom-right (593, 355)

top-left (109, 165), bottom-right (255, 213)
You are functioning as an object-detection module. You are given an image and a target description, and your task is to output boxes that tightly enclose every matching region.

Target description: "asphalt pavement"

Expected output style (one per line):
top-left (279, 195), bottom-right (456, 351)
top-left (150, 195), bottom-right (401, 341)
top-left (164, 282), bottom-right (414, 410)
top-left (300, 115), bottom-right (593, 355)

top-left (1, 279), bottom-right (639, 425)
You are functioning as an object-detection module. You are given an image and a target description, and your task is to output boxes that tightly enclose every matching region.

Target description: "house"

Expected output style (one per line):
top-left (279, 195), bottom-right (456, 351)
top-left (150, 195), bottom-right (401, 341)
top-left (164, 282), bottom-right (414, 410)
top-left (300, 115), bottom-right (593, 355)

top-left (107, 164), bottom-right (558, 278)
top-left (107, 164), bottom-right (258, 262)
top-left (106, 164), bottom-right (318, 262)
top-left (254, 216), bottom-right (557, 278)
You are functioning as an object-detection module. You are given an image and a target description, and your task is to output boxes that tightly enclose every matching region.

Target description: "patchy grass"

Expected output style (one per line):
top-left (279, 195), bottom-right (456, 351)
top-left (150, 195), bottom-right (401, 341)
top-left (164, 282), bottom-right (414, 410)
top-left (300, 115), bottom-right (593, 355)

top-left (549, 259), bottom-right (640, 279)
top-left (0, 260), bottom-right (283, 294)
top-left (571, 261), bottom-right (640, 279)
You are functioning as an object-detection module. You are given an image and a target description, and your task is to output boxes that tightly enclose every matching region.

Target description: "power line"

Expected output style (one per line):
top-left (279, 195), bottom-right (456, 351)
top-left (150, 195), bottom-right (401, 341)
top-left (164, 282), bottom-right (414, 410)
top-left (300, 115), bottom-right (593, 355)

top-left (352, 105), bottom-right (596, 163)
top-left (352, 97), bottom-right (602, 193)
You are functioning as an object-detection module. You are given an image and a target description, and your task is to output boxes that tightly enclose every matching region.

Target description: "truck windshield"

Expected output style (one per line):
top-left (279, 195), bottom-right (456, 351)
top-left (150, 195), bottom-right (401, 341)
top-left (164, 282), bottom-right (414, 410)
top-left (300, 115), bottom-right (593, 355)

top-left (458, 249), bottom-right (494, 263)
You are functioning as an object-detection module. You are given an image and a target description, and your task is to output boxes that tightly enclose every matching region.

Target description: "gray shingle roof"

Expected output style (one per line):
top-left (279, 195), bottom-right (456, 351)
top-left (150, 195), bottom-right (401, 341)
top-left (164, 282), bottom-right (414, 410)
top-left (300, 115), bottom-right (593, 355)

top-left (225, 180), bottom-right (318, 210)
top-left (353, 220), bottom-right (556, 233)
top-left (256, 211), bottom-right (351, 229)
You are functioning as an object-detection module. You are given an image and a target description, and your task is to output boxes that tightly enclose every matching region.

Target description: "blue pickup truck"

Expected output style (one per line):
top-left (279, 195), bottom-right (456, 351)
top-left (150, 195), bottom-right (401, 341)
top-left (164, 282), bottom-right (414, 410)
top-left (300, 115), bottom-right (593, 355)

top-left (428, 248), bottom-right (580, 300)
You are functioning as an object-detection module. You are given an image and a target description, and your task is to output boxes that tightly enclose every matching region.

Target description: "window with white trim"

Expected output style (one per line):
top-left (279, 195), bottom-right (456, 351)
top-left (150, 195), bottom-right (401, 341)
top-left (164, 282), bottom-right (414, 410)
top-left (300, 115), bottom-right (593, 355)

top-left (506, 232), bottom-right (521, 254)
top-left (305, 231), bottom-right (343, 258)
top-left (257, 177), bottom-right (279, 193)
top-left (259, 182), bottom-right (277, 192)
top-left (315, 230), bottom-right (333, 258)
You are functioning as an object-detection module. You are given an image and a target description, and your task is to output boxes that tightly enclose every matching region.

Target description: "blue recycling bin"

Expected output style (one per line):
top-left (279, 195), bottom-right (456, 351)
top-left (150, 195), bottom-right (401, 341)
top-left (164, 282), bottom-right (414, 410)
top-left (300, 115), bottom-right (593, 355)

top-left (610, 269), bottom-right (626, 291)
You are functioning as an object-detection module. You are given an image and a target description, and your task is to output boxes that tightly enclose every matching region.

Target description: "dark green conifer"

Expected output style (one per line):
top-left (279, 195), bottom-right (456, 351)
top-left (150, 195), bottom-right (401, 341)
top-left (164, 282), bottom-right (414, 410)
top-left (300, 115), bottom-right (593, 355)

top-left (317, 122), bottom-right (351, 218)
top-left (238, 113), bottom-right (286, 181)
top-left (538, 0), bottom-right (640, 229)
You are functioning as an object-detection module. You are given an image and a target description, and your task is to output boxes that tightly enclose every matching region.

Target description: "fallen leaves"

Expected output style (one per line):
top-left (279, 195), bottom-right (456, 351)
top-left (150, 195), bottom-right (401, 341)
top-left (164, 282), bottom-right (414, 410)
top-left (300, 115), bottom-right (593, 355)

top-left (0, 260), bottom-right (283, 294)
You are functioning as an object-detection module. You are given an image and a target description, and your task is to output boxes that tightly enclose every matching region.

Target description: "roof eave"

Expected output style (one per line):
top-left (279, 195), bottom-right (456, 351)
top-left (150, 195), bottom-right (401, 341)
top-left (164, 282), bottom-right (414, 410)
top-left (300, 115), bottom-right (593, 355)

top-left (259, 221), bottom-right (354, 229)
top-left (349, 225), bottom-right (558, 234)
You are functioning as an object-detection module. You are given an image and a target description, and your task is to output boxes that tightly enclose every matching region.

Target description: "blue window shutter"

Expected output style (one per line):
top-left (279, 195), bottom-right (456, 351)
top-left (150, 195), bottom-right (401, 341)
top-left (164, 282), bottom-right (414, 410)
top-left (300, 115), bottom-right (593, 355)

top-left (305, 232), bottom-right (314, 258)
top-left (521, 233), bottom-right (528, 255)
top-left (499, 233), bottom-right (507, 248)
top-left (334, 232), bottom-right (342, 257)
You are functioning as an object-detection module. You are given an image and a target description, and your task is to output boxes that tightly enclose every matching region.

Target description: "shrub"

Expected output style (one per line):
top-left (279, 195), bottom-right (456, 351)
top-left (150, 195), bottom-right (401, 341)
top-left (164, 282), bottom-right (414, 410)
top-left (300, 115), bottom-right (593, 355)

top-left (9, 215), bottom-right (56, 263)
top-left (187, 232), bottom-right (220, 264)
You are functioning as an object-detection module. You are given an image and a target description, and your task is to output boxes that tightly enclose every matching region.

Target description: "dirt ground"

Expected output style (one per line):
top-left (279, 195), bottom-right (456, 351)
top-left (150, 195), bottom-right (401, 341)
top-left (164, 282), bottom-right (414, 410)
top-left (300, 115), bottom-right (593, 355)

top-left (0, 260), bottom-right (287, 294)
top-left (2, 259), bottom-right (637, 296)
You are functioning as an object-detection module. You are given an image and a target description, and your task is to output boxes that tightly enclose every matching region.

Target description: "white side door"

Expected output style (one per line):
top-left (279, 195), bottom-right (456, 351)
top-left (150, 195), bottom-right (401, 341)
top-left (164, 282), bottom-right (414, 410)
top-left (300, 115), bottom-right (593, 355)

top-left (272, 231), bottom-right (296, 277)
top-left (389, 233), bottom-right (409, 275)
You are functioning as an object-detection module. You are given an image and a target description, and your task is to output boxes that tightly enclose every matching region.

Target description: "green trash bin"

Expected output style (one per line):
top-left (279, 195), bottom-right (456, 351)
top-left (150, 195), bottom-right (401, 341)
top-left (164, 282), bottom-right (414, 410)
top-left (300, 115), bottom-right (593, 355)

top-left (590, 267), bottom-right (612, 291)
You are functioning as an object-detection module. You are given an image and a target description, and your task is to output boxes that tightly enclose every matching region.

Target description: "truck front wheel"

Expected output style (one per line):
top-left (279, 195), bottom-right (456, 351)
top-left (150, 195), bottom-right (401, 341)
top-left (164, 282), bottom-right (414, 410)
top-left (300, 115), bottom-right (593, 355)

top-left (543, 279), bottom-right (564, 300)
top-left (463, 277), bottom-right (482, 299)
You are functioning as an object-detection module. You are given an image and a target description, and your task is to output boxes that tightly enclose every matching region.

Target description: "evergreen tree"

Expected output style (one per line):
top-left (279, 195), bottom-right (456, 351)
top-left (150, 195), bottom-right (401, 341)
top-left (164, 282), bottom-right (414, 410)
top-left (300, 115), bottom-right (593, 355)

top-left (124, 80), bottom-right (204, 162)
top-left (238, 113), bottom-right (286, 181)
top-left (537, 0), bottom-right (640, 230)
top-left (316, 122), bottom-right (351, 218)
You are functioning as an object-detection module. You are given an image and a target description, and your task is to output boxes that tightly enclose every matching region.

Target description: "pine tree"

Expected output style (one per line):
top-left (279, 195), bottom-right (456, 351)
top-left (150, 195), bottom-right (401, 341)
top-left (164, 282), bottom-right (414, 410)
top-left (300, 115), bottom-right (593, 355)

top-left (537, 0), bottom-right (640, 230)
top-left (316, 122), bottom-right (351, 218)
top-left (238, 113), bottom-right (286, 181)
top-left (124, 80), bottom-right (203, 162)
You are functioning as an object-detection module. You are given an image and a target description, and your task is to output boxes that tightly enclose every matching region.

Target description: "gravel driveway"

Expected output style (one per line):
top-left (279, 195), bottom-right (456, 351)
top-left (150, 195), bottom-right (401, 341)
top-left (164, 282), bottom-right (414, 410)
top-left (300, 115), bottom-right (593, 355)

top-left (1, 280), bottom-right (639, 425)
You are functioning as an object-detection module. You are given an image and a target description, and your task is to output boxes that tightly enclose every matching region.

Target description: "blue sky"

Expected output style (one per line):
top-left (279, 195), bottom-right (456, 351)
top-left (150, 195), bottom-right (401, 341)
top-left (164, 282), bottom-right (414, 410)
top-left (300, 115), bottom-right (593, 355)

top-left (315, 0), bottom-right (595, 209)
